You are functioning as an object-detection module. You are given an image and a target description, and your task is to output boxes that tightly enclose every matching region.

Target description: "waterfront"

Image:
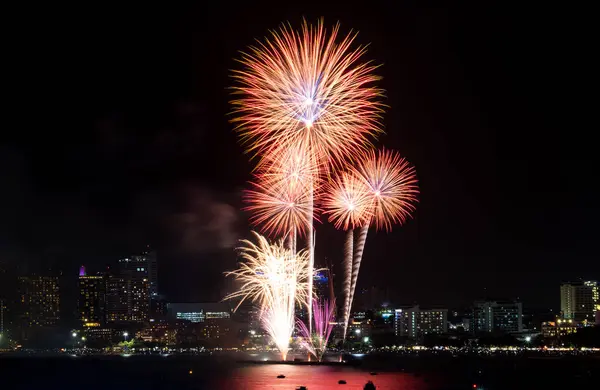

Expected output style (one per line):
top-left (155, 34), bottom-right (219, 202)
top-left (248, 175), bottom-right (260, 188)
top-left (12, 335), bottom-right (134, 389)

top-left (1, 353), bottom-right (598, 389)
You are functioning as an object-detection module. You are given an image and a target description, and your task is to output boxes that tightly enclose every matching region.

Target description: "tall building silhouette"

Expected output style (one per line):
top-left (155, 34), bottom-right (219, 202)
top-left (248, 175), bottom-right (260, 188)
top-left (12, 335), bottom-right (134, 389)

top-left (104, 255), bottom-right (151, 325)
top-left (17, 275), bottom-right (60, 340)
top-left (472, 300), bottom-right (523, 333)
top-left (560, 280), bottom-right (598, 323)
top-left (78, 266), bottom-right (106, 327)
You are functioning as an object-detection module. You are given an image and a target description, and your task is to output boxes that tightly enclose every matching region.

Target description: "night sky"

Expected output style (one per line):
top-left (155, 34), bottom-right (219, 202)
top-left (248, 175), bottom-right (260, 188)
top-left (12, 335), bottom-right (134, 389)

top-left (2, 3), bottom-right (596, 309)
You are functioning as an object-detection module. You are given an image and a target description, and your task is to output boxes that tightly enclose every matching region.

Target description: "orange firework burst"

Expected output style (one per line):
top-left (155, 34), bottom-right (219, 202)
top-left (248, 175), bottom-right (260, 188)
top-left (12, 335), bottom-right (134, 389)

top-left (259, 143), bottom-right (321, 194)
top-left (353, 148), bottom-right (419, 231)
top-left (245, 144), bottom-right (322, 238)
top-left (322, 171), bottom-right (372, 231)
top-left (244, 176), bottom-right (320, 239)
top-left (230, 19), bottom-right (385, 168)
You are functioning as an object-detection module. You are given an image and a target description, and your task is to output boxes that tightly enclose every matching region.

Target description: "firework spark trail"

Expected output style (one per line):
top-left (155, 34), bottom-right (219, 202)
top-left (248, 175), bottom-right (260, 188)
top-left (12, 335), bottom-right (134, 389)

top-left (353, 148), bottom-right (419, 231)
top-left (348, 223), bottom-right (368, 326)
top-left (306, 180), bottom-right (315, 332)
top-left (345, 149), bottom-right (419, 330)
top-left (297, 298), bottom-right (336, 361)
top-left (322, 171), bottom-right (371, 339)
top-left (343, 230), bottom-right (353, 339)
top-left (224, 232), bottom-right (310, 360)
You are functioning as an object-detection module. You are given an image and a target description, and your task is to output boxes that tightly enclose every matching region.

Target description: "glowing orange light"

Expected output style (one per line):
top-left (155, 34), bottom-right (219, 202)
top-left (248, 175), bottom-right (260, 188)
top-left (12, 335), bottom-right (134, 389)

top-left (353, 148), bottom-right (419, 231)
top-left (322, 171), bottom-right (372, 231)
top-left (230, 20), bottom-right (385, 169)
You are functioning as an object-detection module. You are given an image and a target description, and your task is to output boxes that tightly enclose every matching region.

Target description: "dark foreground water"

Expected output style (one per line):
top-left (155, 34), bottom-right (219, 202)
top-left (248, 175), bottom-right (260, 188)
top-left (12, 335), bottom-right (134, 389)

top-left (1, 353), bottom-right (598, 389)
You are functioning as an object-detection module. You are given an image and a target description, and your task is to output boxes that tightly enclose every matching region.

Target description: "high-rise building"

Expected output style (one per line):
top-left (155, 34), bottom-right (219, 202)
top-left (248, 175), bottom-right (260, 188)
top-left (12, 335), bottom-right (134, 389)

top-left (0, 299), bottom-right (5, 334)
top-left (472, 300), bottom-right (523, 333)
top-left (78, 266), bottom-right (106, 327)
top-left (145, 250), bottom-right (158, 298)
top-left (314, 270), bottom-right (330, 300)
top-left (119, 257), bottom-right (150, 323)
top-left (560, 281), bottom-right (598, 323)
top-left (394, 305), bottom-right (448, 339)
top-left (105, 257), bottom-right (151, 324)
top-left (17, 276), bottom-right (60, 339)
top-left (106, 274), bottom-right (129, 324)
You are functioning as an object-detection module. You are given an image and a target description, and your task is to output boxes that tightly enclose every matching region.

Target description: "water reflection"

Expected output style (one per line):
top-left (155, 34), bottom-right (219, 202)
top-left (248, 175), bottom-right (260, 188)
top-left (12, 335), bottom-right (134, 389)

top-left (218, 364), bottom-right (427, 389)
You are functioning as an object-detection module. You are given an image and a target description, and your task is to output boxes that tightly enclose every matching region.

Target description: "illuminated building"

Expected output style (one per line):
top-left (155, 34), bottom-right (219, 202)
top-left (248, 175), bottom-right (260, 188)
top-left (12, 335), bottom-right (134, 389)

top-left (106, 275), bottom-right (129, 324)
top-left (394, 306), bottom-right (448, 339)
top-left (379, 309), bottom-right (394, 325)
top-left (83, 327), bottom-right (113, 343)
top-left (17, 275), bottom-right (60, 341)
top-left (560, 280), bottom-right (598, 323)
top-left (18, 276), bottom-right (60, 328)
top-left (541, 318), bottom-right (578, 338)
top-left (78, 266), bottom-right (106, 327)
top-left (314, 270), bottom-right (330, 300)
top-left (472, 301), bottom-right (523, 333)
top-left (348, 320), bottom-right (372, 340)
top-left (0, 299), bottom-right (5, 334)
top-left (143, 250), bottom-right (159, 298)
top-left (104, 257), bottom-right (152, 324)
top-left (167, 302), bottom-right (231, 323)
top-left (136, 323), bottom-right (177, 345)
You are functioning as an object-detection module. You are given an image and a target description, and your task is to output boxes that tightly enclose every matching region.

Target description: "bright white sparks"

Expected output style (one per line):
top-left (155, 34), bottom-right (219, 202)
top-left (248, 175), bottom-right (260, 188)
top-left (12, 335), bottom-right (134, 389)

top-left (224, 232), bottom-right (310, 360)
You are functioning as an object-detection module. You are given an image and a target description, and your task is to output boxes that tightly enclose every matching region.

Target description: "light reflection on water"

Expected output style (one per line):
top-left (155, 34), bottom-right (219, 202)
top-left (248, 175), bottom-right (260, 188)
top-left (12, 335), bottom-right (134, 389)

top-left (217, 364), bottom-right (428, 389)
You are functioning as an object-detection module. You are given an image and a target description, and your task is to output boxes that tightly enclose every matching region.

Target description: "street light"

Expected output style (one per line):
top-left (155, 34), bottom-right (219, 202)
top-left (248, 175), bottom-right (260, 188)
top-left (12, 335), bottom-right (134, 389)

top-left (355, 329), bottom-right (361, 335)
top-left (72, 332), bottom-right (77, 338)
top-left (525, 336), bottom-right (531, 343)
top-left (123, 332), bottom-right (129, 341)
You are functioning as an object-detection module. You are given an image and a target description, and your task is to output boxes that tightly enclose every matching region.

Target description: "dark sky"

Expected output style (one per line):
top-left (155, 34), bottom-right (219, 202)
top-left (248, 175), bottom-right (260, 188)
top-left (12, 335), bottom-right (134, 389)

top-left (2, 3), bottom-right (596, 309)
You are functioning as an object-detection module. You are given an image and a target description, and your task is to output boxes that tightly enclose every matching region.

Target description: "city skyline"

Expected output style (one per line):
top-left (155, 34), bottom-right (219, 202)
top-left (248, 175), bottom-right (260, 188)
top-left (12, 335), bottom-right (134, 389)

top-left (1, 247), bottom-right (598, 350)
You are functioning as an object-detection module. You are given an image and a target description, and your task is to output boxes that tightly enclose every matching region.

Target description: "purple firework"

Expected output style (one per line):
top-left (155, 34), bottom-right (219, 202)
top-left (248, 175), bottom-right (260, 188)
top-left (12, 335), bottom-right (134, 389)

top-left (296, 298), bottom-right (336, 361)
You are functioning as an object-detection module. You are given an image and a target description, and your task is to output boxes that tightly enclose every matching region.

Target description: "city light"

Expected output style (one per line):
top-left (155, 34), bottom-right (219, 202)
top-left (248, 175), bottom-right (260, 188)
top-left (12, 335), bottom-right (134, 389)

top-left (72, 332), bottom-right (77, 338)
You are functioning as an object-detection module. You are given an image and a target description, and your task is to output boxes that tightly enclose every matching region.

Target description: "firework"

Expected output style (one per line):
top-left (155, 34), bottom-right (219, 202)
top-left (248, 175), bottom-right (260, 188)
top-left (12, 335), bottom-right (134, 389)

top-left (245, 144), bottom-right (323, 252)
top-left (322, 171), bottom-right (371, 338)
top-left (224, 232), bottom-right (310, 360)
top-left (244, 177), bottom-right (315, 241)
top-left (258, 143), bottom-right (321, 194)
top-left (230, 20), bottom-right (385, 169)
top-left (346, 148), bottom-right (419, 330)
top-left (353, 148), bottom-right (419, 231)
top-left (232, 20), bottom-right (385, 329)
top-left (296, 298), bottom-right (336, 362)
top-left (322, 171), bottom-right (372, 231)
